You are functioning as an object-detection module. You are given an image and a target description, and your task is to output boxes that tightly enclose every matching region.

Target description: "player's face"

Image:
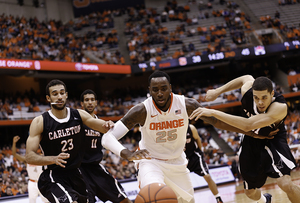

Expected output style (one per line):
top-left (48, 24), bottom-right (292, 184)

top-left (149, 77), bottom-right (172, 111)
top-left (82, 94), bottom-right (97, 114)
top-left (253, 89), bottom-right (274, 113)
top-left (47, 84), bottom-right (68, 110)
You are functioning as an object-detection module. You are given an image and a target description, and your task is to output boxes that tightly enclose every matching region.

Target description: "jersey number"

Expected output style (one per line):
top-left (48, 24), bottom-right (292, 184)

top-left (91, 139), bottom-right (97, 148)
top-left (156, 129), bottom-right (177, 143)
top-left (61, 139), bottom-right (74, 152)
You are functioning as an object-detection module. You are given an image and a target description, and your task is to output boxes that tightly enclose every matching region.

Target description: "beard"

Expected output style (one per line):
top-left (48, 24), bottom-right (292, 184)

top-left (51, 102), bottom-right (66, 110)
top-left (153, 94), bottom-right (171, 111)
top-left (84, 107), bottom-right (94, 114)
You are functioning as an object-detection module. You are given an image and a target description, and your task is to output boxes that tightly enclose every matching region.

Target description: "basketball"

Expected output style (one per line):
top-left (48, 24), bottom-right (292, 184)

top-left (135, 183), bottom-right (178, 203)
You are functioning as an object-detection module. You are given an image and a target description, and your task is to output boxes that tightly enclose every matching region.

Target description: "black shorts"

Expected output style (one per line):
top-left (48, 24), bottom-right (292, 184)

top-left (80, 163), bottom-right (127, 203)
top-left (239, 136), bottom-right (297, 189)
top-left (38, 168), bottom-right (88, 203)
top-left (187, 150), bottom-right (209, 176)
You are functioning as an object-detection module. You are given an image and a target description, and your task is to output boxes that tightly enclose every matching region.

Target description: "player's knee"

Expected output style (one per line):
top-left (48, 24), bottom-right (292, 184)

top-left (244, 189), bottom-right (256, 198)
top-left (277, 176), bottom-right (292, 193)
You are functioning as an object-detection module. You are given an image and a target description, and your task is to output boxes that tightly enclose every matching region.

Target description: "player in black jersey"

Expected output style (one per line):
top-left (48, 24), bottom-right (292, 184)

top-left (190, 75), bottom-right (300, 203)
top-left (185, 124), bottom-right (223, 203)
top-left (79, 89), bottom-right (132, 203)
top-left (25, 79), bottom-right (114, 203)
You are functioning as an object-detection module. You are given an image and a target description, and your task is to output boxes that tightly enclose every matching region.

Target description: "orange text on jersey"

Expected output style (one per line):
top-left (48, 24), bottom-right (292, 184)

top-left (149, 119), bottom-right (184, 130)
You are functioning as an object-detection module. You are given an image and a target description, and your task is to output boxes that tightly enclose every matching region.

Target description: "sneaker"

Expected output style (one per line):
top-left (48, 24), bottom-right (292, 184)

top-left (216, 196), bottom-right (223, 203)
top-left (263, 193), bottom-right (272, 203)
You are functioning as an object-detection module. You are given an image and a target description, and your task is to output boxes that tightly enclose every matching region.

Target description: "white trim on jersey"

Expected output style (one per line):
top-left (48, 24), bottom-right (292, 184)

top-left (195, 151), bottom-right (208, 176)
top-left (265, 146), bottom-right (283, 177)
top-left (48, 107), bottom-right (71, 123)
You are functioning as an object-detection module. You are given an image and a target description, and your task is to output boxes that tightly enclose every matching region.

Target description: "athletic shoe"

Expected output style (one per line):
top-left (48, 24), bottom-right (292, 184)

top-left (263, 193), bottom-right (272, 203)
top-left (216, 196), bottom-right (223, 203)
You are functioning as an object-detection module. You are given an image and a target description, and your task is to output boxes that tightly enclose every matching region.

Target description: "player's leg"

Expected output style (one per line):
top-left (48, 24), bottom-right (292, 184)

top-left (80, 164), bottom-right (132, 203)
top-left (277, 175), bottom-right (300, 203)
top-left (28, 180), bottom-right (39, 203)
top-left (137, 160), bottom-right (165, 188)
top-left (203, 174), bottom-right (223, 202)
top-left (191, 151), bottom-right (223, 202)
top-left (164, 163), bottom-right (194, 203)
top-left (38, 169), bottom-right (88, 203)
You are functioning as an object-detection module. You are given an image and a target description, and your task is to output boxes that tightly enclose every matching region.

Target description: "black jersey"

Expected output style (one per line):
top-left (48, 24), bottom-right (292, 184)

top-left (185, 126), bottom-right (200, 158)
top-left (81, 115), bottom-right (103, 164)
top-left (241, 88), bottom-right (287, 140)
top-left (41, 108), bottom-right (85, 170)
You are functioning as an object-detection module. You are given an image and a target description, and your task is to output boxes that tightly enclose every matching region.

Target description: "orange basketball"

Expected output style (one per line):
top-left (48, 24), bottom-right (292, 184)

top-left (135, 183), bottom-right (178, 203)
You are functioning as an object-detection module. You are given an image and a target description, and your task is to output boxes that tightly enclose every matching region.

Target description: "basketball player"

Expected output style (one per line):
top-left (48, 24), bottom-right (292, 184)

top-left (25, 79), bottom-right (114, 203)
top-left (190, 75), bottom-right (300, 203)
top-left (12, 136), bottom-right (49, 203)
top-left (79, 89), bottom-right (132, 203)
top-left (101, 71), bottom-right (262, 203)
top-left (185, 124), bottom-right (223, 203)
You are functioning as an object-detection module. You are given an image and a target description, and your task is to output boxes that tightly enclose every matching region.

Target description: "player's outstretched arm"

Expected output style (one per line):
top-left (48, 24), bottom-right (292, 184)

top-left (102, 103), bottom-right (150, 161)
top-left (78, 109), bottom-right (114, 133)
top-left (190, 102), bottom-right (287, 132)
top-left (25, 116), bottom-right (70, 168)
top-left (12, 136), bottom-right (26, 162)
top-left (206, 75), bottom-right (254, 101)
top-left (186, 98), bottom-right (270, 138)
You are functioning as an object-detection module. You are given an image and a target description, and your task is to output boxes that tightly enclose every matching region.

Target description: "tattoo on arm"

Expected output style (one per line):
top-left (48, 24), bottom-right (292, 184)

top-left (185, 98), bottom-right (202, 116)
top-left (200, 116), bottom-right (219, 126)
top-left (121, 103), bottom-right (146, 129)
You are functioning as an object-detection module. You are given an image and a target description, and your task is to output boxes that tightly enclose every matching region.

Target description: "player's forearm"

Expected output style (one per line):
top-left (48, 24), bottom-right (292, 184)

top-left (216, 75), bottom-right (253, 94)
top-left (25, 151), bottom-right (55, 166)
top-left (202, 116), bottom-right (249, 134)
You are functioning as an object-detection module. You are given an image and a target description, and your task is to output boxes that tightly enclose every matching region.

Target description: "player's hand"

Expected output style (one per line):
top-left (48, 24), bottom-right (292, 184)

top-left (13, 135), bottom-right (20, 144)
top-left (205, 89), bottom-right (219, 102)
top-left (121, 149), bottom-right (151, 161)
top-left (103, 120), bottom-right (114, 131)
top-left (189, 107), bottom-right (214, 121)
top-left (247, 129), bottom-right (278, 139)
top-left (54, 153), bottom-right (70, 168)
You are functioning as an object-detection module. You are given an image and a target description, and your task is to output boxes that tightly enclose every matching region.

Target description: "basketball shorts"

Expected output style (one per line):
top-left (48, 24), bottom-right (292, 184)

top-left (187, 150), bottom-right (209, 176)
top-left (80, 163), bottom-right (127, 203)
top-left (239, 136), bottom-right (296, 190)
top-left (136, 153), bottom-right (194, 202)
top-left (38, 168), bottom-right (88, 203)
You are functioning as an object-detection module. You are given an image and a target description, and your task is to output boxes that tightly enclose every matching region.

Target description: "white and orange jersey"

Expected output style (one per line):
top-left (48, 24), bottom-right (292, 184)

top-left (140, 93), bottom-right (188, 160)
top-left (27, 164), bottom-right (43, 181)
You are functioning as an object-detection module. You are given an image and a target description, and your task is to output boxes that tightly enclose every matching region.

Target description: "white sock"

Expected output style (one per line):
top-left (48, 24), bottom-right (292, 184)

top-left (214, 193), bottom-right (220, 198)
top-left (257, 193), bottom-right (266, 203)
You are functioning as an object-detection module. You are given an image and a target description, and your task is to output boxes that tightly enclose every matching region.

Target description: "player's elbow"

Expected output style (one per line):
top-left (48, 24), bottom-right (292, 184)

top-left (241, 124), bottom-right (253, 132)
top-left (244, 75), bottom-right (254, 81)
top-left (101, 132), bottom-right (111, 149)
top-left (25, 152), bottom-right (33, 164)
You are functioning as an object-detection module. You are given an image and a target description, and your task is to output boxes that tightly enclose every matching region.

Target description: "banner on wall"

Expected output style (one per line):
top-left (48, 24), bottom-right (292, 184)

top-left (0, 59), bottom-right (131, 74)
top-left (72, 0), bottom-right (145, 17)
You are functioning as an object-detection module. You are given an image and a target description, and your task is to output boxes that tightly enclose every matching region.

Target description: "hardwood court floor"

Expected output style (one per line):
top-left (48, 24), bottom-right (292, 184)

top-left (194, 168), bottom-right (300, 203)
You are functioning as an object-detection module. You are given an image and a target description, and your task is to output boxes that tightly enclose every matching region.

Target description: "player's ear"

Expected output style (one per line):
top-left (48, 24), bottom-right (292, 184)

top-left (66, 92), bottom-right (68, 99)
top-left (46, 95), bottom-right (50, 103)
top-left (271, 90), bottom-right (274, 97)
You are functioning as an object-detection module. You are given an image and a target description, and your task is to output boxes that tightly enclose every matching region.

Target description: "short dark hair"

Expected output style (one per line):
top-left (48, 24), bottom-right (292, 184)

top-left (80, 89), bottom-right (97, 102)
top-left (252, 76), bottom-right (273, 93)
top-left (45, 79), bottom-right (67, 96)
top-left (148, 71), bottom-right (170, 85)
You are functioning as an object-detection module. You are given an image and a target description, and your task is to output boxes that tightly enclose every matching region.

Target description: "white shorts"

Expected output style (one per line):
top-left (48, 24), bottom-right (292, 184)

top-left (28, 180), bottom-right (48, 203)
top-left (136, 153), bottom-right (194, 202)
